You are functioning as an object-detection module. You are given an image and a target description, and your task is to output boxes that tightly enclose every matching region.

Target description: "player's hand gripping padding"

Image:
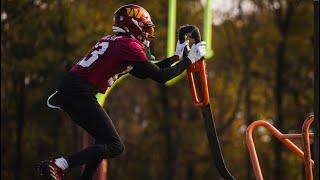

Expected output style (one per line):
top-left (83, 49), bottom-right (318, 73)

top-left (187, 41), bottom-right (206, 64)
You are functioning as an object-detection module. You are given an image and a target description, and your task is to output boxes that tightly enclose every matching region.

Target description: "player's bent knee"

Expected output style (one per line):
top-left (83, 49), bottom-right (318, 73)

top-left (99, 142), bottom-right (124, 159)
top-left (115, 143), bottom-right (125, 155)
top-left (110, 142), bottom-right (124, 158)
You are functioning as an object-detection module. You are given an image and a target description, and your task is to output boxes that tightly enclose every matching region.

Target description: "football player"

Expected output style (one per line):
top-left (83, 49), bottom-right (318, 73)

top-left (39, 4), bottom-right (206, 180)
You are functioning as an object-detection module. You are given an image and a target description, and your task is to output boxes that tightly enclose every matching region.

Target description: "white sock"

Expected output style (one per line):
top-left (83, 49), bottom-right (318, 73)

top-left (55, 157), bottom-right (69, 170)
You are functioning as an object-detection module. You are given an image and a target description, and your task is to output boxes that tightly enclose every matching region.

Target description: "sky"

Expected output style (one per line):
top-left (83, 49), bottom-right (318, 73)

top-left (201, 0), bottom-right (257, 25)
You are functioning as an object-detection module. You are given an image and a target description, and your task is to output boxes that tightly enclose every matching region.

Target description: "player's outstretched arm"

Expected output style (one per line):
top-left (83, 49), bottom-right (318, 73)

top-left (153, 55), bottom-right (179, 68)
top-left (128, 57), bottom-right (192, 83)
top-left (128, 41), bottom-right (206, 83)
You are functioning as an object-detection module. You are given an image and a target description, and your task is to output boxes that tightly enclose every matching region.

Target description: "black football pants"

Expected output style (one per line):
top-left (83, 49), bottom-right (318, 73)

top-left (55, 72), bottom-right (124, 180)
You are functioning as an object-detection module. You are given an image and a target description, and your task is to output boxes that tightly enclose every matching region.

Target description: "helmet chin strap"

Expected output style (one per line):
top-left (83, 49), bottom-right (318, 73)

top-left (142, 39), bottom-right (150, 47)
top-left (112, 26), bottom-right (127, 33)
top-left (130, 35), bottom-right (150, 47)
top-left (131, 18), bottom-right (143, 31)
top-left (112, 26), bottom-right (150, 47)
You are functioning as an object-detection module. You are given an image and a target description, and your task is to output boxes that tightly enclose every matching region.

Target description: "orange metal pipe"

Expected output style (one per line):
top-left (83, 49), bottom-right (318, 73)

top-left (246, 120), bottom-right (314, 180)
top-left (246, 123), bottom-right (263, 180)
top-left (302, 116), bottom-right (315, 180)
top-left (283, 133), bottom-right (314, 140)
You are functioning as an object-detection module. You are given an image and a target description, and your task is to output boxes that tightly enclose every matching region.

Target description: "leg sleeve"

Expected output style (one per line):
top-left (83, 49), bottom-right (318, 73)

top-left (56, 93), bottom-right (124, 168)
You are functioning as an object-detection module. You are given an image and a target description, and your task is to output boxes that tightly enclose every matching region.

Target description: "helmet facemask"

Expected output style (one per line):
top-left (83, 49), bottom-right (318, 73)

top-left (140, 24), bottom-right (155, 47)
top-left (130, 18), bottom-right (155, 47)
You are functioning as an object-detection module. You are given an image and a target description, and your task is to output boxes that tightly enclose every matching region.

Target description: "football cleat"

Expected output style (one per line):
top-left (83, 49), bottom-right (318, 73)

top-left (38, 159), bottom-right (65, 180)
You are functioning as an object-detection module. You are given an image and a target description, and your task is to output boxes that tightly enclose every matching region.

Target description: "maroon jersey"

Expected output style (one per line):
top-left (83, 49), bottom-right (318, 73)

top-left (70, 35), bottom-right (148, 93)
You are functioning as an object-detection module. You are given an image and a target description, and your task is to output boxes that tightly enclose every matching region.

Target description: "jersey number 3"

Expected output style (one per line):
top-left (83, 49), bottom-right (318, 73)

top-left (78, 42), bottom-right (109, 67)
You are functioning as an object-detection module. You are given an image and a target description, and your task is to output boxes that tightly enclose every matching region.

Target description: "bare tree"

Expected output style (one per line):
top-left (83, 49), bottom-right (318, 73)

top-left (272, 0), bottom-right (300, 178)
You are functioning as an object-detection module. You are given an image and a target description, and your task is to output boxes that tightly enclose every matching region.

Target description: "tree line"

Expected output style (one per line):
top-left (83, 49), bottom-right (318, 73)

top-left (1, 0), bottom-right (314, 179)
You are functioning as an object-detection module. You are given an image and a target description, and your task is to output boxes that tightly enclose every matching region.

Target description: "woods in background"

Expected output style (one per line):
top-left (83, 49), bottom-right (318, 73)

top-left (1, 0), bottom-right (314, 179)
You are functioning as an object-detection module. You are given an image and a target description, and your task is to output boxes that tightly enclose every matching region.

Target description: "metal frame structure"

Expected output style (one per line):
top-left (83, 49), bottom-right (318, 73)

top-left (246, 116), bottom-right (316, 180)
